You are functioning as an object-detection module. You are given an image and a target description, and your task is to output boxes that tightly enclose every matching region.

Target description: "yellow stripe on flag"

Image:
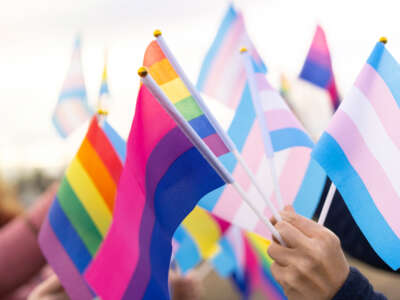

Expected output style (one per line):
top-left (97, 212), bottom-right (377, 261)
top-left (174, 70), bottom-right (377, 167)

top-left (148, 58), bottom-right (178, 85)
top-left (66, 158), bottom-right (112, 236)
top-left (160, 77), bottom-right (191, 104)
top-left (181, 207), bottom-right (222, 258)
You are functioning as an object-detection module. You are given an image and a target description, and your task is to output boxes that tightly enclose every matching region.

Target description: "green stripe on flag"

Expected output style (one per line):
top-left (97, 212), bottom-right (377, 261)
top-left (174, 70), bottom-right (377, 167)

top-left (174, 96), bottom-right (203, 121)
top-left (57, 177), bottom-right (103, 256)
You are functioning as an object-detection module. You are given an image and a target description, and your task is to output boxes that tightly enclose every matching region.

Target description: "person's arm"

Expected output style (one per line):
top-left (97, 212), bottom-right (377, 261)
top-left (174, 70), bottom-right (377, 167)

top-left (267, 206), bottom-right (387, 300)
top-left (332, 267), bottom-right (386, 300)
top-left (0, 183), bottom-right (58, 296)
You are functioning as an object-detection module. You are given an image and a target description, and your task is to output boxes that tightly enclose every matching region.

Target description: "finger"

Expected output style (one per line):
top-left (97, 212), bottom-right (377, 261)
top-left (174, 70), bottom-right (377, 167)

top-left (275, 220), bottom-right (309, 249)
top-left (270, 262), bottom-right (288, 289)
top-left (267, 241), bottom-right (295, 266)
top-left (280, 210), bottom-right (322, 238)
top-left (283, 205), bottom-right (295, 212)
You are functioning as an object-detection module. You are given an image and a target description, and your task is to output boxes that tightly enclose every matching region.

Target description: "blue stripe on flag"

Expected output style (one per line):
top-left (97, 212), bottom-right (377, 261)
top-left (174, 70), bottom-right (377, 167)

top-left (189, 114), bottom-right (217, 138)
top-left (173, 227), bottom-right (202, 273)
top-left (52, 114), bottom-right (68, 138)
top-left (199, 84), bottom-right (254, 210)
top-left (103, 121), bottom-right (126, 163)
top-left (48, 198), bottom-right (92, 273)
top-left (312, 132), bottom-right (400, 270)
top-left (211, 238), bottom-right (237, 277)
top-left (293, 159), bottom-right (326, 218)
top-left (299, 59), bottom-right (332, 88)
top-left (196, 5), bottom-right (238, 90)
top-left (59, 88), bottom-right (87, 101)
top-left (271, 128), bottom-right (314, 152)
top-left (99, 83), bottom-right (109, 95)
top-left (367, 42), bottom-right (400, 108)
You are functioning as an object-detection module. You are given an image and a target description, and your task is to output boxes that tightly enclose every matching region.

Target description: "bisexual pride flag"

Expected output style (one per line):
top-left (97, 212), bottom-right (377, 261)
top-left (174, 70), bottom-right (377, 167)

top-left (52, 36), bottom-right (93, 138)
top-left (312, 40), bottom-right (400, 269)
top-left (39, 117), bottom-right (125, 299)
top-left (300, 25), bottom-right (340, 110)
top-left (84, 82), bottom-right (226, 300)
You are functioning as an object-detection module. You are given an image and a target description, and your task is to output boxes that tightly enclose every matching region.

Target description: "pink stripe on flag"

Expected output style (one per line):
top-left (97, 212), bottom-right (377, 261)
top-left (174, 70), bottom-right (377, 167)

top-left (39, 218), bottom-right (93, 300)
top-left (254, 148), bottom-right (311, 237)
top-left (85, 169), bottom-right (145, 300)
top-left (355, 64), bottom-right (400, 149)
top-left (327, 110), bottom-right (400, 238)
top-left (203, 133), bottom-right (230, 157)
top-left (227, 69), bottom-right (247, 109)
top-left (213, 122), bottom-right (264, 217)
top-left (255, 73), bottom-right (274, 91)
top-left (203, 15), bottom-right (245, 96)
top-left (265, 109), bottom-right (303, 132)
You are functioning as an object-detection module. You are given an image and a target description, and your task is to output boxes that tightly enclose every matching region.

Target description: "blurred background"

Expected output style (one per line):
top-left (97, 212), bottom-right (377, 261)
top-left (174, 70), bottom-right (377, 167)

top-left (2, 0), bottom-right (400, 298)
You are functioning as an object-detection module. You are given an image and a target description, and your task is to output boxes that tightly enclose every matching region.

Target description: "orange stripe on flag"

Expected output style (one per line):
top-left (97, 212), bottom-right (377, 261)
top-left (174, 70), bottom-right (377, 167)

top-left (143, 41), bottom-right (166, 67)
top-left (77, 138), bottom-right (117, 212)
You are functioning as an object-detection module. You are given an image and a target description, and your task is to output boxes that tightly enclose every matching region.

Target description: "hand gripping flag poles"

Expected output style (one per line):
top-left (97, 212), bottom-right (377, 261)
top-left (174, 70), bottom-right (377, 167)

top-left (153, 30), bottom-right (282, 222)
top-left (138, 67), bottom-right (285, 246)
top-left (240, 48), bottom-right (285, 210)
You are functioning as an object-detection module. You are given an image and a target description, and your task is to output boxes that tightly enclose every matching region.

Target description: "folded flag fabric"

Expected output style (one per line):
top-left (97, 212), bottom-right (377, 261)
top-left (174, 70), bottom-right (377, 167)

top-left (143, 40), bottom-right (230, 157)
top-left (97, 56), bottom-right (111, 112)
top-left (84, 84), bottom-right (226, 300)
top-left (173, 206), bottom-right (230, 273)
top-left (312, 40), bottom-right (400, 270)
top-left (52, 36), bottom-right (93, 138)
top-left (39, 116), bottom-right (125, 299)
top-left (199, 73), bottom-right (325, 239)
top-left (197, 4), bottom-right (266, 109)
top-left (300, 25), bottom-right (340, 110)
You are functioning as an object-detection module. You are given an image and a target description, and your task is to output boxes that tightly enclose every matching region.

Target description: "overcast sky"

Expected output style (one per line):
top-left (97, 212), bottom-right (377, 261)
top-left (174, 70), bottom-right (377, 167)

top-left (2, 0), bottom-right (400, 173)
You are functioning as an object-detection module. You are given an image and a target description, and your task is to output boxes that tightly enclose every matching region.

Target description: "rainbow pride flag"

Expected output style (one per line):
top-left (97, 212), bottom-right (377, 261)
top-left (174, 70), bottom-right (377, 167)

top-left (312, 40), bottom-right (400, 270)
top-left (52, 36), bottom-right (93, 138)
top-left (39, 116), bottom-right (125, 299)
top-left (300, 25), bottom-right (340, 110)
top-left (173, 206), bottom-right (230, 273)
top-left (197, 4), bottom-right (266, 108)
top-left (198, 73), bottom-right (325, 239)
top-left (84, 84), bottom-right (226, 300)
top-left (143, 40), bottom-right (229, 157)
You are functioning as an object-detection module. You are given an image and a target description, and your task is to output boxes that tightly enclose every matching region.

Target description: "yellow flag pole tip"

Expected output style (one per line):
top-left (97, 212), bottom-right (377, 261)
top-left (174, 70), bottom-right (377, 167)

top-left (138, 67), bottom-right (148, 77)
top-left (379, 37), bottom-right (388, 44)
top-left (240, 47), bottom-right (248, 53)
top-left (153, 29), bottom-right (162, 37)
top-left (97, 109), bottom-right (109, 116)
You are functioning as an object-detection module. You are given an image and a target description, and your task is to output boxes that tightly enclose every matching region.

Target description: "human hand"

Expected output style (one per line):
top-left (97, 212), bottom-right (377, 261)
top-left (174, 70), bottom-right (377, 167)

top-left (268, 206), bottom-right (349, 300)
top-left (169, 269), bottom-right (203, 300)
top-left (28, 275), bottom-right (70, 300)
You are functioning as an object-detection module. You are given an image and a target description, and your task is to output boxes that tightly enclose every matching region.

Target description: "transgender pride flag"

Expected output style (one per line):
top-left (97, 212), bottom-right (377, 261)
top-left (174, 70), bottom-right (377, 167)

top-left (198, 74), bottom-right (325, 239)
top-left (197, 4), bottom-right (266, 108)
top-left (312, 40), bottom-right (400, 270)
top-left (52, 36), bottom-right (93, 138)
top-left (300, 25), bottom-right (340, 110)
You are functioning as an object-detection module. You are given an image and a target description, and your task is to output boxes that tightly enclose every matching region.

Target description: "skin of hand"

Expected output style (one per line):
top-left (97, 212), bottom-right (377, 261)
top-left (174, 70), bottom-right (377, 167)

top-left (268, 206), bottom-right (350, 300)
top-left (27, 275), bottom-right (70, 300)
top-left (169, 269), bottom-right (203, 300)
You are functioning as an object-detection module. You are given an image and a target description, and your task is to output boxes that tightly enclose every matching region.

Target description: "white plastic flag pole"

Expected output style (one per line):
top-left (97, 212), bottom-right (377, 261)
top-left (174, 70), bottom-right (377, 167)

top-left (154, 30), bottom-right (282, 222)
top-left (240, 48), bottom-right (285, 210)
top-left (138, 68), bottom-right (285, 246)
top-left (318, 182), bottom-right (336, 225)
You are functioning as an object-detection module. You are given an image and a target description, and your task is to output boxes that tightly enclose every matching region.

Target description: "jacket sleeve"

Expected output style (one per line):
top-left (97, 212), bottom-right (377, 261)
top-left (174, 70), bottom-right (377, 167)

top-left (332, 267), bottom-right (387, 300)
top-left (0, 183), bottom-right (57, 297)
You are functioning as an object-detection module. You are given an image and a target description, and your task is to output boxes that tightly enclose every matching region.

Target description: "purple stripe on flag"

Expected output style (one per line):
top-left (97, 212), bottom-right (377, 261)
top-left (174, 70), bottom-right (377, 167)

top-left (39, 218), bottom-right (93, 300)
top-left (203, 133), bottom-right (230, 157)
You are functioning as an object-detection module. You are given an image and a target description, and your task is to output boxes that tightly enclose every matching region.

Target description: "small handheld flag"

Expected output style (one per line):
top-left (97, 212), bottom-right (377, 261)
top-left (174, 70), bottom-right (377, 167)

top-left (312, 38), bottom-right (400, 270)
top-left (299, 25), bottom-right (340, 110)
top-left (52, 35), bottom-right (93, 138)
